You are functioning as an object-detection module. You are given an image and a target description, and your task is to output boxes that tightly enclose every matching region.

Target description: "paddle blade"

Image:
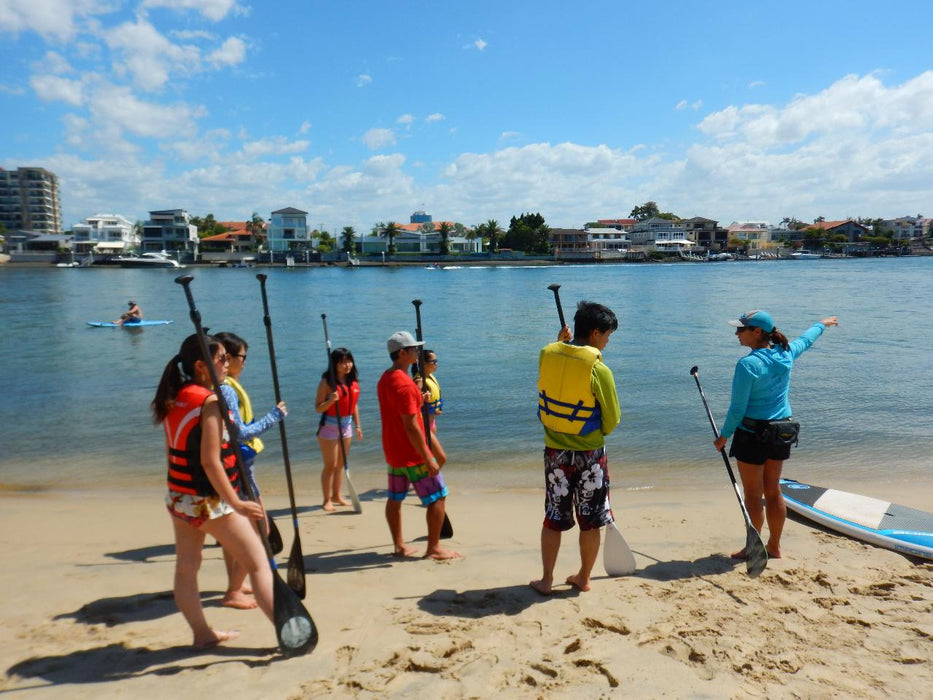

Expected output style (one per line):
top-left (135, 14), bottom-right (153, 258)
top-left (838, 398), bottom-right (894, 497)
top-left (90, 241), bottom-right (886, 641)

top-left (268, 516), bottom-right (284, 556)
top-left (604, 521), bottom-right (637, 576)
top-left (286, 531), bottom-right (306, 600)
top-left (440, 512), bottom-right (454, 540)
top-left (346, 469), bottom-right (362, 514)
top-left (273, 571), bottom-right (318, 655)
top-left (744, 526), bottom-right (769, 578)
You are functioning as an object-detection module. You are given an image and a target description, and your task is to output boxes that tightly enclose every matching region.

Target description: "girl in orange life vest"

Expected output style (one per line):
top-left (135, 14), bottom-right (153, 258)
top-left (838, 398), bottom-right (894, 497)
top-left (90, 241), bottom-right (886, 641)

top-left (315, 347), bottom-right (363, 511)
top-left (151, 334), bottom-right (274, 650)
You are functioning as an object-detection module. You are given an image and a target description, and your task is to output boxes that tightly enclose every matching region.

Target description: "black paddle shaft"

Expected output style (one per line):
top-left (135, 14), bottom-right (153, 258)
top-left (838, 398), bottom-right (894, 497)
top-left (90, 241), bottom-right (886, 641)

top-left (257, 273), bottom-right (306, 599)
top-left (411, 299), bottom-right (453, 540)
top-left (547, 284), bottom-right (566, 329)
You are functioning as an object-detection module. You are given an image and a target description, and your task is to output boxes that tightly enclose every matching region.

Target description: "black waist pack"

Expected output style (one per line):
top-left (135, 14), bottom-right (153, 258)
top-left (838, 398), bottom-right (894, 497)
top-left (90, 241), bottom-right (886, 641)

top-left (744, 418), bottom-right (800, 447)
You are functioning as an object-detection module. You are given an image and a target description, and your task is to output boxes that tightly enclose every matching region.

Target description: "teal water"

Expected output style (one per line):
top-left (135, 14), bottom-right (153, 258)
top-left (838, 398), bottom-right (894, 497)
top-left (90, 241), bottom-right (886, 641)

top-left (2, 258), bottom-right (932, 494)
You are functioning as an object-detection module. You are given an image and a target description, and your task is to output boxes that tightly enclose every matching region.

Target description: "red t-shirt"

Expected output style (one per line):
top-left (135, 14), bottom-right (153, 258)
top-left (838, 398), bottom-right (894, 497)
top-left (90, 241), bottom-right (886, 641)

top-left (377, 368), bottom-right (427, 468)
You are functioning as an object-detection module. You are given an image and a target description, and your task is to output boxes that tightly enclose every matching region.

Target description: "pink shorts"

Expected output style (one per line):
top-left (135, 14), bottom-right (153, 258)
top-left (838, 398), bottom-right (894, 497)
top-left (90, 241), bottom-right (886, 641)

top-left (317, 415), bottom-right (352, 440)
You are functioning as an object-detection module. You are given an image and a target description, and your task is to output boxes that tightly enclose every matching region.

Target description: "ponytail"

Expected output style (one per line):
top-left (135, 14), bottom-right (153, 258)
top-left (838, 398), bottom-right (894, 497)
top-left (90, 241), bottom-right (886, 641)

top-left (769, 328), bottom-right (790, 351)
top-left (150, 334), bottom-right (221, 422)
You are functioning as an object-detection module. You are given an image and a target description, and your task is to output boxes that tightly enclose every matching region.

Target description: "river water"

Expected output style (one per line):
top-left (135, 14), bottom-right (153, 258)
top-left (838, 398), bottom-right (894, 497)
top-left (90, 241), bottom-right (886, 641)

top-left (2, 257), bottom-right (931, 496)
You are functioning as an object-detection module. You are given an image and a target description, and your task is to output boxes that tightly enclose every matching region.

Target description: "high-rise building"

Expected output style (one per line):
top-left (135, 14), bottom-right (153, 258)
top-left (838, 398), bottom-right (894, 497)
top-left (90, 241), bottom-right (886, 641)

top-left (0, 167), bottom-right (62, 235)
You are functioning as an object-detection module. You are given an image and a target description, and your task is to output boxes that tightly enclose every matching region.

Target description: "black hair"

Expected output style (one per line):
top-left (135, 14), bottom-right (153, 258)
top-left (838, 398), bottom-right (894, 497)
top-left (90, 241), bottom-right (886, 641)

top-left (573, 301), bottom-right (618, 341)
top-left (411, 348), bottom-right (435, 378)
top-left (321, 347), bottom-right (358, 386)
top-left (215, 331), bottom-right (247, 356)
top-left (151, 333), bottom-right (223, 423)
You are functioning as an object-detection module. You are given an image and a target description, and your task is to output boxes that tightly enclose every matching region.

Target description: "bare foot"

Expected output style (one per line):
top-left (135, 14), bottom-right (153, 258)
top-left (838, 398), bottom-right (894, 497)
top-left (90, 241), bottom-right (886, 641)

top-left (424, 547), bottom-right (463, 561)
top-left (393, 545), bottom-right (419, 558)
top-left (333, 497), bottom-right (351, 506)
top-left (731, 548), bottom-right (748, 560)
top-left (221, 591), bottom-right (257, 610)
top-left (766, 546), bottom-right (781, 559)
top-left (193, 629), bottom-right (239, 650)
top-left (565, 574), bottom-right (591, 592)
top-left (529, 579), bottom-right (552, 596)
top-left (322, 501), bottom-right (336, 512)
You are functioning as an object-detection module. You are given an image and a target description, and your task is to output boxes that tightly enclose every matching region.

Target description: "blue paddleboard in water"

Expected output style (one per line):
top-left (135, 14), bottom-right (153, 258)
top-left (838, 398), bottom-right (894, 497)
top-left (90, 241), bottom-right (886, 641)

top-left (87, 320), bottom-right (173, 328)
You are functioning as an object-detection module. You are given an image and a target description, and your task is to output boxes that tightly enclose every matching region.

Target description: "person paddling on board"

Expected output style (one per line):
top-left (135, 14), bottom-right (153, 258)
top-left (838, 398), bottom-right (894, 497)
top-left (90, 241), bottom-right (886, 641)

top-left (377, 331), bottom-right (461, 560)
top-left (531, 301), bottom-right (621, 595)
top-left (115, 300), bottom-right (142, 326)
top-left (713, 310), bottom-right (838, 560)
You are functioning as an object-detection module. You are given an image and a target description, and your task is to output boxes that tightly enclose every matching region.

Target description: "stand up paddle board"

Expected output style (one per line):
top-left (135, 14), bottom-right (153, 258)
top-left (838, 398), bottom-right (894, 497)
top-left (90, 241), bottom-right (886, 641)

top-left (87, 320), bottom-right (173, 328)
top-left (780, 478), bottom-right (933, 561)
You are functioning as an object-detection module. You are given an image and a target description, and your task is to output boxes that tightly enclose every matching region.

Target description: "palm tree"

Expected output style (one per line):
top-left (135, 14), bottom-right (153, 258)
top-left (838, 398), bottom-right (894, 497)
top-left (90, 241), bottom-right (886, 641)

top-left (374, 221), bottom-right (399, 254)
top-left (475, 218), bottom-right (503, 253)
top-left (341, 226), bottom-right (356, 254)
top-left (437, 221), bottom-right (452, 256)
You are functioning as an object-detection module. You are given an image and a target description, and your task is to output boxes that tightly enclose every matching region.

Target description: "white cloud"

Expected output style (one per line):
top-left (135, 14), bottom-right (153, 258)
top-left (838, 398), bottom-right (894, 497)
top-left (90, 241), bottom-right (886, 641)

top-left (397, 113), bottom-right (414, 126)
top-left (675, 100), bottom-right (688, 111)
top-left (473, 38), bottom-right (487, 51)
top-left (356, 74), bottom-right (372, 87)
top-left (298, 121), bottom-right (311, 134)
top-left (104, 18), bottom-right (200, 91)
top-left (30, 73), bottom-right (85, 105)
top-left (207, 36), bottom-right (246, 68)
top-left (240, 136), bottom-right (310, 159)
top-left (86, 83), bottom-right (201, 139)
top-left (425, 113), bottom-right (444, 123)
top-left (362, 128), bottom-right (396, 150)
top-left (749, 80), bottom-right (765, 89)
top-left (0, 0), bottom-right (109, 41)
top-left (499, 131), bottom-right (521, 142)
top-left (0, 83), bottom-right (26, 95)
top-left (140, 0), bottom-right (244, 22)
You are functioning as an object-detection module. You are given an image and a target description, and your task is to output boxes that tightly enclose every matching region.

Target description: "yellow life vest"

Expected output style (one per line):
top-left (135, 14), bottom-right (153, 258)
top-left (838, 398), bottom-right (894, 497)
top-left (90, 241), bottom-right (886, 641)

top-left (537, 342), bottom-right (603, 435)
top-left (225, 376), bottom-right (264, 454)
top-left (424, 374), bottom-right (443, 414)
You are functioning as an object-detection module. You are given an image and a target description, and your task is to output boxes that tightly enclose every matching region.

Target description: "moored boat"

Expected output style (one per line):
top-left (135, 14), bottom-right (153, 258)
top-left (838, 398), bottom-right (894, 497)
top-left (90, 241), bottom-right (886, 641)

top-left (115, 252), bottom-right (182, 268)
top-left (791, 250), bottom-right (822, 260)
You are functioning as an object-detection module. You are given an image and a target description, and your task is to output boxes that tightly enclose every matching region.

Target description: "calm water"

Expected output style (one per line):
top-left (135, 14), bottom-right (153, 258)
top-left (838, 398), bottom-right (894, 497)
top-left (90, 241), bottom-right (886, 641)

top-left (2, 258), bottom-right (932, 495)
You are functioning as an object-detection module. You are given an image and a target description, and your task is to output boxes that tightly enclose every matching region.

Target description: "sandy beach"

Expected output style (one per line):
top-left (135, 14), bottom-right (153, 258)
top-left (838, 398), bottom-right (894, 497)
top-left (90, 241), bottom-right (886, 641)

top-left (1, 478), bottom-right (931, 699)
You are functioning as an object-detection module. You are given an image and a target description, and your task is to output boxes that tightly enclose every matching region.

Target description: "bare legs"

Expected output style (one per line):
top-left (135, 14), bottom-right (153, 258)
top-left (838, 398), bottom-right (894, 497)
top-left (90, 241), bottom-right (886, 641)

top-left (530, 527), bottom-right (601, 595)
top-left (384, 497), bottom-right (461, 560)
top-left (735, 459), bottom-right (785, 559)
top-left (171, 511), bottom-right (273, 649)
top-left (318, 436), bottom-right (353, 511)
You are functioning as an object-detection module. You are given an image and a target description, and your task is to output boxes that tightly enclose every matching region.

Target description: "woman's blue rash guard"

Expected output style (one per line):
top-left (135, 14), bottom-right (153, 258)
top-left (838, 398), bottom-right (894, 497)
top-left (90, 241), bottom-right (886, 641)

top-left (721, 322), bottom-right (826, 439)
top-left (219, 383), bottom-right (285, 447)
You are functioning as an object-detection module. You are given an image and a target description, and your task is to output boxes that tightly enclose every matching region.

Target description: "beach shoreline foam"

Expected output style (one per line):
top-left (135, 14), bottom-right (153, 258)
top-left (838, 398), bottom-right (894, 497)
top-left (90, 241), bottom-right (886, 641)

top-left (2, 485), bottom-right (931, 698)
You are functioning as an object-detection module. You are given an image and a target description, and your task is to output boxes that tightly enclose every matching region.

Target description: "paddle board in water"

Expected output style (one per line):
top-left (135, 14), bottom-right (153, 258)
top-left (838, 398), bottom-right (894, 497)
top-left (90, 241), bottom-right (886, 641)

top-left (780, 478), bottom-right (933, 560)
top-left (87, 320), bottom-right (173, 327)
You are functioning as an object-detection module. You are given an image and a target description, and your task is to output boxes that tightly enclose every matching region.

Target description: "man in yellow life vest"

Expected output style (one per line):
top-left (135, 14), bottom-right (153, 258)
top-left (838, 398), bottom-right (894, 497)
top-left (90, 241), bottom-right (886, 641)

top-left (530, 300), bottom-right (621, 595)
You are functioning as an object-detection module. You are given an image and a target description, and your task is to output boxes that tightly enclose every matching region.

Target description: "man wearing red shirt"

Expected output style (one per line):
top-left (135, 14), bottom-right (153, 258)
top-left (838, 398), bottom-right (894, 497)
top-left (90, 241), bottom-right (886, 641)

top-left (377, 331), bottom-right (461, 560)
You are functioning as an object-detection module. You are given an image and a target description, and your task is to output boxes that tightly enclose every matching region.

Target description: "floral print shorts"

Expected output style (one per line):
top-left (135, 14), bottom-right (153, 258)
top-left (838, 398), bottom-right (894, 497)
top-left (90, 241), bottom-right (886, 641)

top-left (165, 491), bottom-right (234, 528)
top-left (542, 447), bottom-right (612, 532)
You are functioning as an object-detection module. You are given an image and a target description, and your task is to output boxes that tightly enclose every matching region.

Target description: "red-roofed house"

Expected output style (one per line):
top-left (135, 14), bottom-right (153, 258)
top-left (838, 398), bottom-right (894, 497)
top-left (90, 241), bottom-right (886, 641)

top-left (200, 221), bottom-right (264, 254)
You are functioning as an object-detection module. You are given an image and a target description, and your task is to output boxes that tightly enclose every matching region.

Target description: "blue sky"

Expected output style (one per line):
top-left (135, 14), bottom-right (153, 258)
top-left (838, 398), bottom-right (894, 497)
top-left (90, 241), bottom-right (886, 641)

top-left (3, 0), bottom-right (933, 233)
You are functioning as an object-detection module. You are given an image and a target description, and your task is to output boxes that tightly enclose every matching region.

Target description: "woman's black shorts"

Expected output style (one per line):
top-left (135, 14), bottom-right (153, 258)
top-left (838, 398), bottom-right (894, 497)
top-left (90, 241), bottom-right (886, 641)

top-left (729, 427), bottom-right (792, 465)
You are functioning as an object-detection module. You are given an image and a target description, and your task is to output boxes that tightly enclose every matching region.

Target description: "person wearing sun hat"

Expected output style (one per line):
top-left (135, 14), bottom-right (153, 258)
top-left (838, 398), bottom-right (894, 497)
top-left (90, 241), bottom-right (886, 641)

top-left (377, 330), bottom-right (461, 561)
top-left (714, 309), bottom-right (839, 560)
top-left (115, 300), bottom-right (142, 326)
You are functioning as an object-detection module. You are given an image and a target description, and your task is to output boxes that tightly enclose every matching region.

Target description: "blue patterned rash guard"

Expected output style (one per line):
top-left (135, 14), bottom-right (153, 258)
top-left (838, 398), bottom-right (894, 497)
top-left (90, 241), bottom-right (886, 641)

top-left (720, 322), bottom-right (826, 439)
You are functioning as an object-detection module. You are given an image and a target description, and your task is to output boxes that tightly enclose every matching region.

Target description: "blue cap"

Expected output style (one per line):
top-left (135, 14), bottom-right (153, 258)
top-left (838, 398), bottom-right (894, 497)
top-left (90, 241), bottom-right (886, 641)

top-left (728, 310), bottom-right (774, 333)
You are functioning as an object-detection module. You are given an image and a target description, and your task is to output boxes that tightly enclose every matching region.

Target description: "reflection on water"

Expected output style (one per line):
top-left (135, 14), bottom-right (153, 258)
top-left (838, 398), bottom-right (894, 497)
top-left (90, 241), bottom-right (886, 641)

top-left (2, 259), bottom-right (932, 494)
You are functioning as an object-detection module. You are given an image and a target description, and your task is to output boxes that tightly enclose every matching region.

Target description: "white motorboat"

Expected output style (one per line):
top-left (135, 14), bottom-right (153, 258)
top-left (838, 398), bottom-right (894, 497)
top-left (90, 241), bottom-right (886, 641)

top-left (115, 252), bottom-right (182, 268)
top-left (790, 250), bottom-right (822, 260)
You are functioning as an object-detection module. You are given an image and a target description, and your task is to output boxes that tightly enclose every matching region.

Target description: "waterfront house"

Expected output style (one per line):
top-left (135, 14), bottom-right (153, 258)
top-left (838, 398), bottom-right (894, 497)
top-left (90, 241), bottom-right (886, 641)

top-left (726, 221), bottom-right (773, 253)
top-left (199, 221), bottom-right (263, 255)
top-left (0, 167), bottom-right (61, 236)
top-left (551, 227), bottom-right (630, 259)
top-left (266, 207), bottom-right (310, 253)
top-left (72, 213), bottom-right (137, 254)
top-left (630, 217), bottom-right (687, 245)
top-left (681, 216), bottom-right (727, 250)
top-left (142, 209), bottom-right (199, 255)
top-left (803, 219), bottom-right (869, 243)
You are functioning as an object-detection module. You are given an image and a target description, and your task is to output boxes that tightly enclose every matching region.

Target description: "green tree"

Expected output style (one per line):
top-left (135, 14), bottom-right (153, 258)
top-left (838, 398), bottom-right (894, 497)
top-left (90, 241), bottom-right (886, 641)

top-left (317, 230), bottom-right (334, 253)
top-left (630, 201), bottom-right (660, 221)
top-left (437, 221), bottom-right (452, 255)
top-left (504, 212), bottom-right (550, 254)
top-left (373, 221), bottom-right (399, 254)
top-left (474, 219), bottom-right (503, 252)
top-left (341, 226), bottom-right (356, 254)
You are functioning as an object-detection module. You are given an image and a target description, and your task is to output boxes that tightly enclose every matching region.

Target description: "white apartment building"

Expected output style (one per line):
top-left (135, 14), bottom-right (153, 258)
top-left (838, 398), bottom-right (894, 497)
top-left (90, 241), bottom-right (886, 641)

top-left (72, 213), bottom-right (137, 253)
